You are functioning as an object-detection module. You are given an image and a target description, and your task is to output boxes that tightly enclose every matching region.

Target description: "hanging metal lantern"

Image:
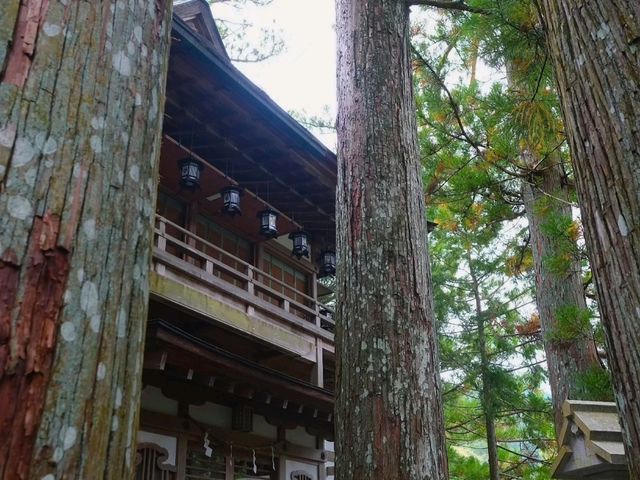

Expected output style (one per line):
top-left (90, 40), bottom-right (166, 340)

top-left (289, 230), bottom-right (310, 259)
top-left (178, 157), bottom-right (203, 190)
top-left (318, 249), bottom-right (336, 277)
top-left (221, 185), bottom-right (242, 216)
top-left (258, 208), bottom-right (278, 238)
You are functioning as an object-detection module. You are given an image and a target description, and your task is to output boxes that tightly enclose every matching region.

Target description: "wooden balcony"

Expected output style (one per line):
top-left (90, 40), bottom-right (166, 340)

top-left (150, 214), bottom-right (335, 378)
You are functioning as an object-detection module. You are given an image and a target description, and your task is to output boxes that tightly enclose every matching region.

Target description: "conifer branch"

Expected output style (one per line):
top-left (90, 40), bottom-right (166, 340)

top-left (409, 0), bottom-right (491, 15)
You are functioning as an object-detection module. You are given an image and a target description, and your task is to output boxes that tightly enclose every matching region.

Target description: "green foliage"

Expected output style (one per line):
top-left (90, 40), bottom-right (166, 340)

top-left (531, 196), bottom-right (582, 276)
top-left (429, 202), bottom-right (555, 477)
top-left (411, 1), bottom-right (577, 476)
top-left (209, 0), bottom-right (284, 63)
top-left (572, 365), bottom-right (614, 402)
top-left (448, 446), bottom-right (489, 480)
top-left (547, 305), bottom-right (592, 343)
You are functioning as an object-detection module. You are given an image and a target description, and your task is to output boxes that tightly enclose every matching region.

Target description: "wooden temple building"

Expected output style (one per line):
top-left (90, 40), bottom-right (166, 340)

top-left (136, 2), bottom-right (337, 479)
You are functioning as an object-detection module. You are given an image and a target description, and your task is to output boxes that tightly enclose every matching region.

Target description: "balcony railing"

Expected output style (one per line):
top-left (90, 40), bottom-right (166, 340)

top-left (152, 214), bottom-right (335, 339)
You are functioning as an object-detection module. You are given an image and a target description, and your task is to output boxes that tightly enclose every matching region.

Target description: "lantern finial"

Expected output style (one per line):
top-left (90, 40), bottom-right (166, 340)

top-left (289, 230), bottom-right (310, 259)
top-left (258, 209), bottom-right (278, 238)
top-left (221, 185), bottom-right (242, 216)
top-left (318, 249), bottom-right (336, 277)
top-left (178, 157), bottom-right (203, 190)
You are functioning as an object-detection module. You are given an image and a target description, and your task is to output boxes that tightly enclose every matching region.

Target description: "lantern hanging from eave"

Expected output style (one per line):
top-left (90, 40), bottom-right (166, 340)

top-left (318, 249), bottom-right (336, 277)
top-left (289, 230), bottom-right (310, 259)
top-left (221, 185), bottom-right (242, 216)
top-left (178, 157), bottom-right (203, 190)
top-left (258, 208), bottom-right (278, 238)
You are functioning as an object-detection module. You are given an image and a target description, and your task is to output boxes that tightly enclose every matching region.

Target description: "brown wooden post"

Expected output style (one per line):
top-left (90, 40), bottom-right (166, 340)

top-left (156, 217), bottom-right (167, 276)
top-left (157, 216), bottom-right (167, 251)
top-left (176, 434), bottom-right (188, 480)
top-left (185, 201), bottom-right (198, 266)
top-left (246, 267), bottom-right (255, 316)
top-left (311, 339), bottom-right (324, 388)
top-left (311, 271), bottom-right (321, 327)
top-left (255, 243), bottom-right (265, 302)
top-left (225, 454), bottom-right (234, 480)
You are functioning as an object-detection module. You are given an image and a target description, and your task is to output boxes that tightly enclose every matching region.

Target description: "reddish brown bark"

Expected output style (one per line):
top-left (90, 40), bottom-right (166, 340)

top-left (0, 216), bottom-right (70, 479)
top-left (335, 0), bottom-right (448, 478)
top-left (535, 0), bottom-right (640, 473)
top-left (521, 157), bottom-right (603, 435)
top-left (0, 1), bottom-right (173, 478)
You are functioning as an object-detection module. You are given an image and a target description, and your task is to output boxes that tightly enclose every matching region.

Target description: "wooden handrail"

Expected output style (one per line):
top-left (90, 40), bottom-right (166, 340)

top-left (154, 229), bottom-right (250, 282)
top-left (156, 215), bottom-right (317, 304)
top-left (156, 216), bottom-right (251, 270)
top-left (154, 214), bottom-right (335, 326)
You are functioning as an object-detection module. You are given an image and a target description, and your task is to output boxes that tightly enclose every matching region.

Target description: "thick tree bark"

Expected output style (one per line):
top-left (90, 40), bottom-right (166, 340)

top-left (521, 157), bottom-right (602, 435)
top-left (0, 1), bottom-right (172, 479)
top-left (335, 1), bottom-right (448, 478)
top-left (535, 1), bottom-right (640, 473)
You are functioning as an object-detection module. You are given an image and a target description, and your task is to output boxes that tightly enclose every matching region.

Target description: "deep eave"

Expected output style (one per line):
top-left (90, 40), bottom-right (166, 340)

top-left (165, 16), bottom-right (337, 245)
top-left (171, 16), bottom-right (336, 172)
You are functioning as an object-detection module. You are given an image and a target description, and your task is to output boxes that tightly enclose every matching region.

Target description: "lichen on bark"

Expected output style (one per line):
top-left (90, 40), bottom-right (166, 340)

top-left (0, 1), bottom-right (173, 478)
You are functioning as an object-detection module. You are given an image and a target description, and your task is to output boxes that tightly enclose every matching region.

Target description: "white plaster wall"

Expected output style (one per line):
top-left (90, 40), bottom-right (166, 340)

top-left (189, 401), bottom-right (232, 428)
top-left (140, 385), bottom-right (178, 416)
top-left (137, 430), bottom-right (178, 467)
top-left (253, 413), bottom-right (278, 439)
top-left (285, 426), bottom-right (316, 448)
top-left (286, 459), bottom-right (318, 480)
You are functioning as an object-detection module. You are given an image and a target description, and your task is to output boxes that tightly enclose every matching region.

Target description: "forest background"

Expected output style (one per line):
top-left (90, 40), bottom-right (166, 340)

top-left (213, 0), bottom-right (615, 478)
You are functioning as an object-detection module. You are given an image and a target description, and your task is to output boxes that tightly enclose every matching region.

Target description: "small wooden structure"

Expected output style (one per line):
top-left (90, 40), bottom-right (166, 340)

top-left (552, 400), bottom-right (629, 479)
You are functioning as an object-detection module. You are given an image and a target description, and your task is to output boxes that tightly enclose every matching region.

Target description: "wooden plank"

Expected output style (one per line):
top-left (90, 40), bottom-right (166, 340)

top-left (148, 324), bottom-right (333, 411)
top-left (149, 272), bottom-right (318, 360)
top-left (151, 255), bottom-right (334, 343)
top-left (312, 341), bottom-right (324, 388)
top-left (139, 409), bottom-right (330, 462)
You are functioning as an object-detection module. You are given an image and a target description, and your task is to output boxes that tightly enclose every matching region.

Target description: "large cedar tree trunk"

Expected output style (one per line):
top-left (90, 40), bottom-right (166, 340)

top-left (0, 1), bottom-right (172, 478)
top-left (535, 1), bottom-right (640, 472)
top-left (335, 1), bottom-right (448, 478)
top-left (521, 157), bottom-right (602, 435)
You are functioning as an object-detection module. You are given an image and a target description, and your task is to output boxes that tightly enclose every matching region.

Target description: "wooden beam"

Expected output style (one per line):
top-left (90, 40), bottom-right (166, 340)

top-left (311, 340), bottom-right (324, 388)
top-left (142, 371), bottom-right (333, 436)
top-left (147, 322), bottom-right (333, 411)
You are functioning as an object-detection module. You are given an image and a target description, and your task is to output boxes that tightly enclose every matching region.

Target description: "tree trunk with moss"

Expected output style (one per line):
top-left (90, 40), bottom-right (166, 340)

top-left (521, 155), bottom-right (605, 435)
top-left (535, 1), bottom-right (640, 472)
top-left (335, 0), bottom-right (448, 478)
top-left (0, 1), bottom-right (172, 478)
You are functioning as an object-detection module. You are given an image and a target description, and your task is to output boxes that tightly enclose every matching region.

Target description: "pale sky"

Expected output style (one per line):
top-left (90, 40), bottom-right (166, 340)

top-left (209, 2), bottom-right (499, 151)
top-left (212, 0), bottom-right (337, 147)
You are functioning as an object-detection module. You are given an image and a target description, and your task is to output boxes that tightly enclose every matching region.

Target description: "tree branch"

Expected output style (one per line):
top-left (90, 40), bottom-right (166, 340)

top-left (409, 0), bottom-right (491, 15)
top-left (497, 445), bottom-right (550, 464)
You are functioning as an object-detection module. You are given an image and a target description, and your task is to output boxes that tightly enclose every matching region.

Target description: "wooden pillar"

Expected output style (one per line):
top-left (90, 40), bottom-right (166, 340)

top-left (246, 267), bottom-right (255, 316)
top-left (255, 243), bottom-right (265, 302)
top-left (185, 201), bottom-right (199, 266)
top-left (277, 426), bottom-right (286, 480)
top-left (312, 339), bottom-right (324, 388)
top-left (176, 434), bottom-right (188, 480)
top-left (225, 454), bottom-right (234, 480)
top-left (156, 217), bottom-right (167, 275)
top-left (311, 271), bottom-right (321, 327)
